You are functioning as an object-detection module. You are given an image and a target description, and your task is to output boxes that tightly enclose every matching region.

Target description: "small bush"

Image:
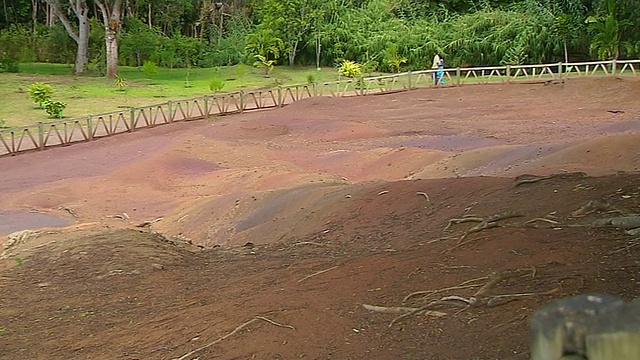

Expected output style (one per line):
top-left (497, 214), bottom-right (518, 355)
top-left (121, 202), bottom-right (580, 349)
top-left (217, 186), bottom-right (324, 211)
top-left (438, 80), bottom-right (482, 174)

top-left (114, 74), bottom-right (127, 91)
top-left (43, 101), bottom-right (67, 118)
top-left (306, 74), bottom-right (315, 84)
top-left (0, 118), bottom-right (7, 128)
top-left (142, 60), bottom-right (159, 78)
top-left (338, 60), bottom-right (362, 78)
top-left (384, 45), bottom-right (407, 73)
top-left (184, 70), bottom-right (193, 88)
top-left (27, 82), bottom-right (53, 108)
top-left (0, 55), bottom-right (19, 73)
top-left (252, 55), bottom-right (275, 76)
top-left (209, 77), bottom-right (225, 93)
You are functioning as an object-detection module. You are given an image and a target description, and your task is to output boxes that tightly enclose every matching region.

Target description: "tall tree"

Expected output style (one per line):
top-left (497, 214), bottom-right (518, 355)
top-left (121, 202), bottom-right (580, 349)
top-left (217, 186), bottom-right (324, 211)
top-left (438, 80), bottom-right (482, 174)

top-left (252, 0), bottom-right (323, 65)
top-left (585, 0), bottom-right (632, 59)
top-left (44, 0), bottom-right (90, 74)
top-left (95, 0), bottom-right (122, 78)
top-left (552, 14), bottom-right (578, 63)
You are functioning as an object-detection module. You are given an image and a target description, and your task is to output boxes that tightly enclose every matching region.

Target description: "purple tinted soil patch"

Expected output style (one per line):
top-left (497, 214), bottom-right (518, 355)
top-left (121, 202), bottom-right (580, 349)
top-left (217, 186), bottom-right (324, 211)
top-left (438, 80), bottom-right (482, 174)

top-left (465, 143), bottom-right (572, 175)
top-left (400, 135), bottom-right (505, 151)
top-left (165, 158), bottom-right (224, 176)
top-left (0, 210), bottom-right (69, 235)
top-left (235, 186), bottom-right (318, 233)
top-left (0, 133), bottom-right (177, 193)
top-left (594, 119), bottom-right (640, 135)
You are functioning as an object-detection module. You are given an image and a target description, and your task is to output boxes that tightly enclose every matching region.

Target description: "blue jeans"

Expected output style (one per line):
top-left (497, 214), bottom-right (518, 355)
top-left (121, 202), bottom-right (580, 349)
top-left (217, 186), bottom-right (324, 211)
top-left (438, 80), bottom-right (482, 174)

top-left (436, 66), bottom-right (445, 84)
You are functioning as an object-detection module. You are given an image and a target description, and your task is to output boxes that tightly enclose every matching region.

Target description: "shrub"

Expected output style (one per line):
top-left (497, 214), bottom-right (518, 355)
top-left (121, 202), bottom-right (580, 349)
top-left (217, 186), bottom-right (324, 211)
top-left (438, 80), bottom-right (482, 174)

top-left (114, 74), bottom-right (127, 91)
top-left (338, 60), bottom-right (362, 78)
top-left (0, 55), bottom-right (20, 73)
top-left (142, 60), bottom-right (159, 78)
top-left (185, 70), bottom-right (192, 88)
top-left (119, 17), bottom-right (160, 66)
top-left (209, 77), bottom-right (225, 93)
top-left (306, 74), bottom-right (315, 84)
top-left (43, 101), bottom-right (67, 118)
top-left (385, 45), bottom-right (407, 73)
top-left (252, 54), bottom-right (275, 76)
top-left (27, 82), bottom-right (54, 108)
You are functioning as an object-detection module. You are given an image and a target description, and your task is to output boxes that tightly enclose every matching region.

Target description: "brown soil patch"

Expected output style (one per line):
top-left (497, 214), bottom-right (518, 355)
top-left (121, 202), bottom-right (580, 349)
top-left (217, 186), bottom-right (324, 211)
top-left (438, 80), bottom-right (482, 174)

top-left (1, 77), bottom-right (640, 359)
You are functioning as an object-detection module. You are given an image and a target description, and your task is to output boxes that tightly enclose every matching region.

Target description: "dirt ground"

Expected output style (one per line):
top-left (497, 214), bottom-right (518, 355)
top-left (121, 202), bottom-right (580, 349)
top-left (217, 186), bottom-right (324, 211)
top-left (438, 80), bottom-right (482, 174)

top-left (1, 77), bottom-right (640, 359)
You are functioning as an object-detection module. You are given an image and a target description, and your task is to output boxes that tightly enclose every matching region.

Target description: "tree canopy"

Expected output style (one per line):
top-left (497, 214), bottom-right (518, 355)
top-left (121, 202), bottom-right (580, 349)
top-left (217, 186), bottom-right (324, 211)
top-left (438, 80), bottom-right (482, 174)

top-left (0, 0), bottom-right (638, 75)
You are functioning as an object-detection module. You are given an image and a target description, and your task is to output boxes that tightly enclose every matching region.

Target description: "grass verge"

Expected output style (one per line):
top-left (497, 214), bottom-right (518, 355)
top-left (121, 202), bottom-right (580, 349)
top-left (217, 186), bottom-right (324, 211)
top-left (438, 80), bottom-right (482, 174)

top-left (0, 63), bottom-right (341, 127)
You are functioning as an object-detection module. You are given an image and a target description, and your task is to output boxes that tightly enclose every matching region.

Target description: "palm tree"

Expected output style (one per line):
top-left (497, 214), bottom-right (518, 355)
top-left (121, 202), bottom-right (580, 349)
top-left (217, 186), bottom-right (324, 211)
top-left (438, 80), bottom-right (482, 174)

top-left (586, 0), bottom-right (632, 60)
top-left (245, 29), bottom-right (284, 76)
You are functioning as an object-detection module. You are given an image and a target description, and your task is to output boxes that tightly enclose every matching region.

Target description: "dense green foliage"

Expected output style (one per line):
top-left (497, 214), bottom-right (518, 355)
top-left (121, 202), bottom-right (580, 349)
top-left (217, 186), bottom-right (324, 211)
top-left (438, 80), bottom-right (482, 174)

top-left (27, 82), bottom-right (54, 107)
top-left (43, 100), bottom-right (67, 118)
top-left (338, 60), bottom-right (362, 78)
top-left (0, 0), bottom-right (638, 73)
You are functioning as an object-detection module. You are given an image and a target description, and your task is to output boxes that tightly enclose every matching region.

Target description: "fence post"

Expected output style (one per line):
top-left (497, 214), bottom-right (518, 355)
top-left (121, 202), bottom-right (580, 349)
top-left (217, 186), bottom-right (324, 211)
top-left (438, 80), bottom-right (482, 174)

top-left (612, 59), bottom-right (617, 76)
top-left (278, 86), bottom-right (283, 107)
top-left (359, 76), bottom-right (365, 96)
top-left (167, 101), bottom-right (173, 122)
top-left (506, 65), bottom-right (511, 83)
top-left (87, 116), bottom-right (93, 140)
top-left (407, 70), bottom-right (412, 90)
top-left (313, 82), bottom-right (317, 97)
top-left (38, 122), bottom-right (44, 150)
top-left (558, 62), bottom-right (563, 79)
top-left (203, 97), bottom-right (209, 120)
top-left (456, 67), bottom-right (461, 86)
top-left (129, 108), bottom-right (135, 131)
top-left (239, 91), bottom-right (244, 112)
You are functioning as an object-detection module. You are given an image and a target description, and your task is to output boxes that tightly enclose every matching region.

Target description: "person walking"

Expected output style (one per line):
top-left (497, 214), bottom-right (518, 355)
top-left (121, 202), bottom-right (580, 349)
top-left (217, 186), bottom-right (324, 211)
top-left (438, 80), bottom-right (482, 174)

top-left (437, 55), bottom-right (445, 85)
top-left (432, 52), bottom-right (441, 85)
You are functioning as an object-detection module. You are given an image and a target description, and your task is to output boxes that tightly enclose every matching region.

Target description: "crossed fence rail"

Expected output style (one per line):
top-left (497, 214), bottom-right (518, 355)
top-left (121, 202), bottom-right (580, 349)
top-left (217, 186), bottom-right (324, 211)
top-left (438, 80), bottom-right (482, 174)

top-left (1, 59), bottom-right (638, 157)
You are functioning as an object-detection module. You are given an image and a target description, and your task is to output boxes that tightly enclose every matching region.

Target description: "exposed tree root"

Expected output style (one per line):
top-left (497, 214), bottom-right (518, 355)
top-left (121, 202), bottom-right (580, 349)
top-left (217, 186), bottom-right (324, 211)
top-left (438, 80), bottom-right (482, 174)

top-left (523, 218), bottom-right (559, 227)
top-left (513, 172), bottom-right (587, 187)
top-left (362, 304), bottom-right (447, 318)
top-left (388, 297), bottom-right (469, 328)
top-left (473, 267), bottom-right (535, 298)
top-left (135, 217), bottom-right (164, 228)
top-left (366, 267), bottom-right (555, 327)
top-left (174, 316), bottom-right (295, 360)
top-left (402, 275), bottom-right (490, 303)
top-left (444, 211), bottom-right (524, 243)
top-left (298, 265), bottom-right (339, 283)
top-left (610, 237), bottom-right (640, 254)
top-left (416, 192), bottom-right (430, 201)
top-left (443, 215), bottom-right (483, 232)
top-left (59, 206), bottom-right (78, 217)
top-left (571, 199), bottom-right (628, 218)
top-left (522, 215), bottom-right (640, 230)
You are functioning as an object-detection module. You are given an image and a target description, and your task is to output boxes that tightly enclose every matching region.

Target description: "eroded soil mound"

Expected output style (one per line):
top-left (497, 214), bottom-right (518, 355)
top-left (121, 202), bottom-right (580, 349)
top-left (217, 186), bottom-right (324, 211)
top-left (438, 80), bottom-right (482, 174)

top-left (1, 76), bottom-right (640, 359)
top-left (1, 173), bottom-right (639, 359)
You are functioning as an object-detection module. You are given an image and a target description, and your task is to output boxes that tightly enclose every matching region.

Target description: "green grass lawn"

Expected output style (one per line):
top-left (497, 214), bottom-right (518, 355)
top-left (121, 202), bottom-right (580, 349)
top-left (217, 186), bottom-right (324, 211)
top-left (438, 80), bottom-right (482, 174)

top-left (0, 63), bottom-right (343, 128)
top-left (0, 61), bottom-right (589, 129)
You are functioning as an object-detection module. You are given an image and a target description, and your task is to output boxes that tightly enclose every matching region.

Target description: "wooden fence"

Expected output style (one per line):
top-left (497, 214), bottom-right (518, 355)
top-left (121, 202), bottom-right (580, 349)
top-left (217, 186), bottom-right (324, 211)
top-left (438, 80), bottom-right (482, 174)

top-left (1, 59), bottom-right (638, 157)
